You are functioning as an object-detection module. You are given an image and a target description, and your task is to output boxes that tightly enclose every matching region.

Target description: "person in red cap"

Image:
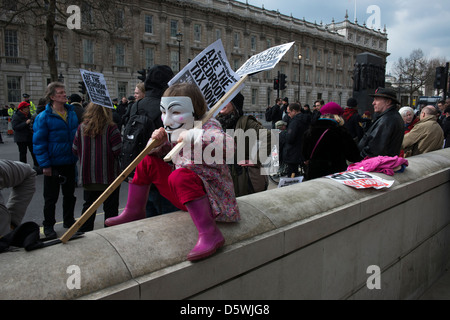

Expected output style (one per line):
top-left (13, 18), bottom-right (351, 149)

top-left (302, 102), bottom-right (362, 180)
top-left (11, 101), bottom-right (40, 172)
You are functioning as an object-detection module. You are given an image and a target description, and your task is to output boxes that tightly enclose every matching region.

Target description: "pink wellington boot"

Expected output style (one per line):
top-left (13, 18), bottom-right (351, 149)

top-left (185, 196), bottom-right (225, 261)
top-left (105, 183), bottom-right (150, 226)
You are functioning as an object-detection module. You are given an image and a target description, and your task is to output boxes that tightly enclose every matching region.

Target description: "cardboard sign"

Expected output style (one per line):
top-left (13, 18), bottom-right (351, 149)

top-left (278, 176), bottom-right (304, 188)
top-left (80, 69), bottom-right (113, 108)
top-left (236, 42), bottom-right (295, 76)
top-left (169, 39), bottom-right (243, 115)
top-left (326, 170), bottom-right (394, 189)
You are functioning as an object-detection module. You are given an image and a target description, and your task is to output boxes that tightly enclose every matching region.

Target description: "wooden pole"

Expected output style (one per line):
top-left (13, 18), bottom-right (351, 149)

top-left (60, 138), bottom-right (162, 243)
top-left (163, 74), bottom-right (248, 162)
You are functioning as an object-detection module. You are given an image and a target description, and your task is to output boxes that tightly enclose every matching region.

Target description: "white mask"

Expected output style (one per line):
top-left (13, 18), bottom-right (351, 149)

top-left (160, 96), bottom-right (195, 141)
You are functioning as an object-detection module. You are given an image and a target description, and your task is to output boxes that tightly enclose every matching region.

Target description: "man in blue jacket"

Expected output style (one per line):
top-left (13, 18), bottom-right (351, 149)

top-left (33, 82), bottom-right (79, 239)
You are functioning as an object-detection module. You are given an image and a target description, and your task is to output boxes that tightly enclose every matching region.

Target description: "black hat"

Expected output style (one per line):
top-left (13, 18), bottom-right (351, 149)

top-left (347, 98), bottom-right (358, 108)
top-left (145, 65), bottom-right (174, 91)
top-left (369, 87), bottom-right (400, 105)
top-left (68, 93), bottom-right (82, 103)
top-left (128, 96), bottom-right (135, 101)
top-left (231, 93), bottom-right (244, 116)
top-left (23, 93), bottom-right (30, 98)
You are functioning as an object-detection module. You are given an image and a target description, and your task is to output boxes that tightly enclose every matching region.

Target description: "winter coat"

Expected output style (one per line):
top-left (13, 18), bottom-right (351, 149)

top-left (32, 103), bottom-right (78, 168)
top-left (230, 115), bottom-right (271, 196)
top-left (443, 117), bottom-right (450, 148)
top-left (265, 104), bottom-right (282, 127)
top-left (283, 112), bottom-right (309, 165)
top-left (11, 110), bottom-right (33, 143)
top-left (302, 118), bottom-right (362, 181)
top-left (402, 115), bottom-right (444, 157)
top-left (72, 123), bottom-right (122, 186)
top-left (358, 106), bottom-right (404, 158)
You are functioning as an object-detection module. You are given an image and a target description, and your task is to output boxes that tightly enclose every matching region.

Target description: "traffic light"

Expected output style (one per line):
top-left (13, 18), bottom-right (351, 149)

top-left (78, 81), bottom-right (86, 94)
top-left (137, 69), bottom-right (146, 82)
top-left (434, 67), bottom-right (446, 89)
top-left (279, 73), bottom-right (287, 90)
top-left (273, 78), bottom-right (279, 90)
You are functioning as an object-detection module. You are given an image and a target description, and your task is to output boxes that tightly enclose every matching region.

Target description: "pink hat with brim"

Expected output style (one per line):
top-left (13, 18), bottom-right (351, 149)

top-left (320, 102), bottom-right (344, 116)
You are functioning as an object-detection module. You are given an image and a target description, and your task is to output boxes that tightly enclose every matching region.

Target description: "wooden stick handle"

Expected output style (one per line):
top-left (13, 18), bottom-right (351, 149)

top-left (60, 138), bottom-right (162, 243)
top-left (163, 74), bottom-right (248, 162)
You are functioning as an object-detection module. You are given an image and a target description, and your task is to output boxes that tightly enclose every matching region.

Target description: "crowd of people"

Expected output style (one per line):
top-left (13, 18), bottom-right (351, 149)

top-left (1, 66), bottom-right (449, 261)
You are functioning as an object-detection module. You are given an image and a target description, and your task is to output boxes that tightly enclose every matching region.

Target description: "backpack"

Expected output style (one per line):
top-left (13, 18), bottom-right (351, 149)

top-left (119, 112), bottom-right (155, 174)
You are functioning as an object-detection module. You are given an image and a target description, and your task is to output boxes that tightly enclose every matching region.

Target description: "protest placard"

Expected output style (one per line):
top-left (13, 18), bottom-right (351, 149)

top-left (236, 42), bottom-right (295, 77)
top-left (169, 39), bottom-right (243, 115)
top-left (326, 170), bottom-right (394, 189)
top-left (80, 69), bottom-right (113, 108)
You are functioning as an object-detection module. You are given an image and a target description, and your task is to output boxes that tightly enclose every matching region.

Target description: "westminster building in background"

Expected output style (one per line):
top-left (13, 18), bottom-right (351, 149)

top-left (0, 0), bottom-right (388, 112)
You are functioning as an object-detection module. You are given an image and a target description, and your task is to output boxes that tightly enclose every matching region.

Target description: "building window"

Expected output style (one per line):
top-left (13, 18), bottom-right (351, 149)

top-left (251, 36), bottom-right (257, 51)
top-left (145, 47), bottom-right (154, 69)
top-left (115, 9), bottom-right (124, 29)
top-left (7, 76), bottom-right (21, 102)
top-left (170, 20), bottom-right (178, 38)
top-left (317, 49), bottom-right (322, 63)
top-left (117, 82), bottom-right (127, 99)
top-left (316, 70), bottom-right (322, 84)
top-left (194, 24), bottom-right (202, 42)
top-left (54, 35), bottom-right (59, 61)
top-left (305, 47), bottom-right (311, 61)
top-left (251, 88), bottom-right (258, 105)
top-left (170, 51), bottom-right (179, 72)
top-left (83, 39), bottom-right (94, 64)
top-left (216, 29), bottom-right (221, 41)
top-left (4, 30), bottom-right (18, 57)
top-left (145, 15), bottom-right (153, 34)
top-left (115, 44), bottom-right (125, 66)
top-left (233, 32), bottom-right (240, 48)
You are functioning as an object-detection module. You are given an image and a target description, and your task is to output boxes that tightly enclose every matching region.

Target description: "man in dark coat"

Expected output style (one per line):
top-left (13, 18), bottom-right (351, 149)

top-left (127, 65), bottom-right (174, 131)
top-left (358, 87), bottom-right (404, 158)
top-left (265, 98), bottom-right (283, 128)
top-left (282, 103), bottom-right (309, 177)
top-left (125, 65), bottom-right (178, 217)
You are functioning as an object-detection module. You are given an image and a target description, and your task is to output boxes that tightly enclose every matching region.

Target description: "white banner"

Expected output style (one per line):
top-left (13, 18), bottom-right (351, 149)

top-left (169, 39), bottom-right (243, 115)
top-left (80, 69), bottom-right (113, 109)
top-left (326, 170), bottom-right (394, 189)
top-left (236, 42), bottom-right (295, 76)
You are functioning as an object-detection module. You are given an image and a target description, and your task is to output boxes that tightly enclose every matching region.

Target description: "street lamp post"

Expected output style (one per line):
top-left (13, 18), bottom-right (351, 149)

top-left (176, 32), bottom-right (183, 72)
top-left (297, 54), bottom-right (302, 102)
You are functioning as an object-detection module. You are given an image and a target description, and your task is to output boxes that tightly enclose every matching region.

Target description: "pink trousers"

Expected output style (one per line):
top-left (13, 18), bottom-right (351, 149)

top-left (132, 155), bottom-right (206, 211)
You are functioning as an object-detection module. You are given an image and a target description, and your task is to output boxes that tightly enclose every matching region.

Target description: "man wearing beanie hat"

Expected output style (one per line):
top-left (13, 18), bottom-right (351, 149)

top-left (343, 97), bottom-right (365, 143)
top-left (358, 87), bottom-right (404, 158)
top-left (302, 102), bottom-right (362, 181)
top-left (216, 93), bottom-right (271, 197)
top-left (127, 65), bottom-right (175, 131)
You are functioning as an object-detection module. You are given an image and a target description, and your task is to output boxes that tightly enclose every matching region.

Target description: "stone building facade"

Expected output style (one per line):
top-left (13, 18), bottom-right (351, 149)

top-left (0, 0), bottom-right (388, 112)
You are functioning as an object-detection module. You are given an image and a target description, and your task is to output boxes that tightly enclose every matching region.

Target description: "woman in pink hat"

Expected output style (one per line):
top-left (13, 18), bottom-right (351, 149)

top-left (302, 102), bottom-right (362, 180)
